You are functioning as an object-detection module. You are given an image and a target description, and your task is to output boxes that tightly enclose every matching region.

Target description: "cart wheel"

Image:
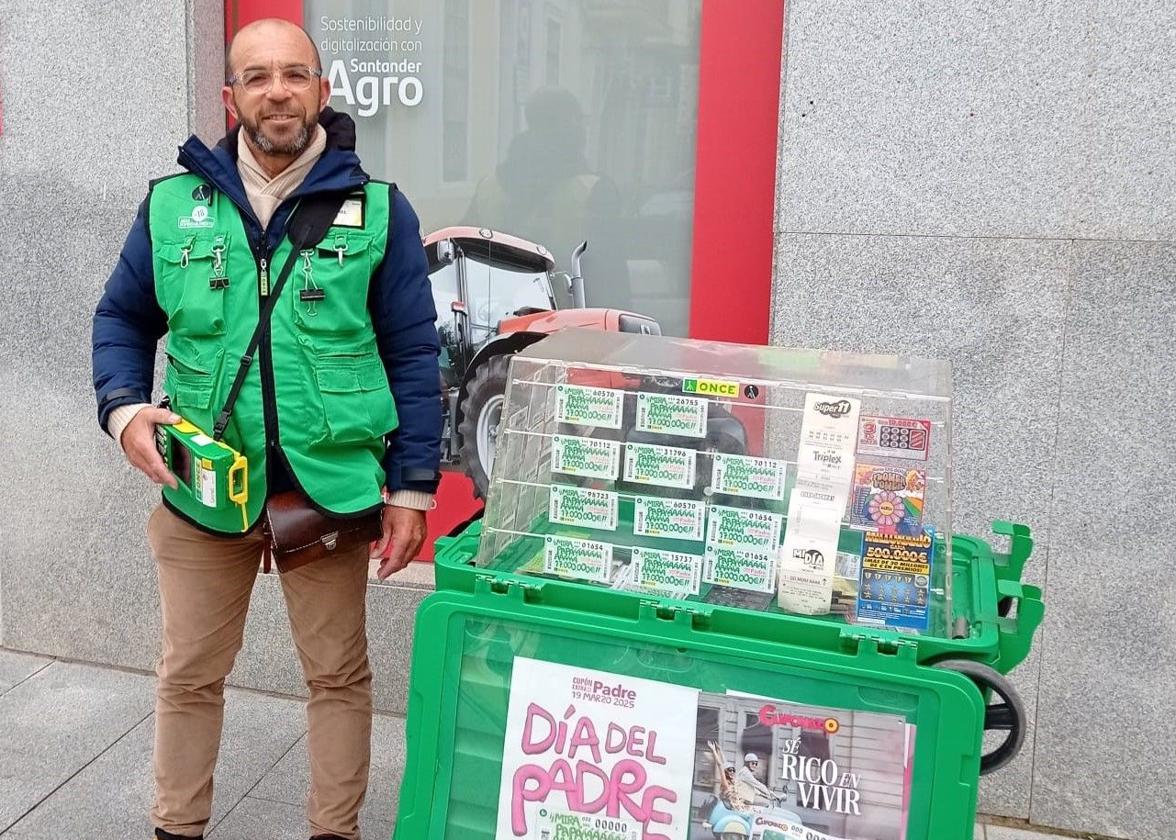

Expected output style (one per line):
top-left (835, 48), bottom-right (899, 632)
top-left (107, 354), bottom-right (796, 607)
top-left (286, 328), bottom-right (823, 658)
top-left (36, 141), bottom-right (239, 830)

top-left (934, 659), bottom-right (1026, 775)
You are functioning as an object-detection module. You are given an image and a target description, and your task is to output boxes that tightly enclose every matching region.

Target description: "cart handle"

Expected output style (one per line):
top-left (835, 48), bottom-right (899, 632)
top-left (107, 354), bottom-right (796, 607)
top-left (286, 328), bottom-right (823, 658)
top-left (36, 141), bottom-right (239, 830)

top-left (993, 577), bottom-right (1045, 674)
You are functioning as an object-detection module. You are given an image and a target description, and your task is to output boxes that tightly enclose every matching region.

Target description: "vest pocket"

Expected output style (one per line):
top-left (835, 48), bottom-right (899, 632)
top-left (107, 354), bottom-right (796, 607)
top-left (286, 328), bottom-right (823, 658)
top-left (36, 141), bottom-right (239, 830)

top-left (158, 236), bottom-right (230, 337)
top-left (314, 353), bottom-right (398, 444)
top-left (163, 341), bottom-right (223, 426)
top-left (292, 232), bottom-right (373, 336)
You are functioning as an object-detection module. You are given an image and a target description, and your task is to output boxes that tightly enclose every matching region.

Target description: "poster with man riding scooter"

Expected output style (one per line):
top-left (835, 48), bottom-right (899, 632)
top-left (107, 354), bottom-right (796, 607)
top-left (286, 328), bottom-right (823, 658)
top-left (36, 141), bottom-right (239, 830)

top-left (495, 658), bottom-right (914, 840)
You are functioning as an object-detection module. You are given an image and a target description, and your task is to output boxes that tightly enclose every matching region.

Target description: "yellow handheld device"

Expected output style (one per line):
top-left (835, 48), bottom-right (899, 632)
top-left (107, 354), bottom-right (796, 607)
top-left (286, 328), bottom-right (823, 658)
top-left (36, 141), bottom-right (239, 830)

top-left (155, 418), bottom-right (249, 530)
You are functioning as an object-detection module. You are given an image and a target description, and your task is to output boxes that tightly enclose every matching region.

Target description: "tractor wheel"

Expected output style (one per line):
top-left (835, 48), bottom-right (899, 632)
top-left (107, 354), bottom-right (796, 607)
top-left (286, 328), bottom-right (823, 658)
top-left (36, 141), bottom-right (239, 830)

top-left (457, 354), bottom-right (512, 498)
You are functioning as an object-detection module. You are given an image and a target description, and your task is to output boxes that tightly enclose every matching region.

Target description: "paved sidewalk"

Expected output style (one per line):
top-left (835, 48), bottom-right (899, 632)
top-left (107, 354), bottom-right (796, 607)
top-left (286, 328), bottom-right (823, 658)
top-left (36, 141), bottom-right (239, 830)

top-left (0, 648), bottom-right (1072, 840)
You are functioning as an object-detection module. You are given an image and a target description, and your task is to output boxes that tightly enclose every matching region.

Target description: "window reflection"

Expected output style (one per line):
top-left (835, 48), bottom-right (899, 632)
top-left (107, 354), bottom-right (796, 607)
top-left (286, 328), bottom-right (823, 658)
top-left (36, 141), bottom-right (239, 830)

top-left (308, 0), bottom-right (702, 335)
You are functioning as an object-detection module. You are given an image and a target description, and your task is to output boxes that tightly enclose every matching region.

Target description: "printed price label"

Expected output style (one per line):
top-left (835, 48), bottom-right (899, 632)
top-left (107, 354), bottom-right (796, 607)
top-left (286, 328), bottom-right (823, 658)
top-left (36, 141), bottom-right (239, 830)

top-left (548, 485), bottom-right (619, 531)
top-left (554, 384), bottom-right (625, 429)
top-left (551, 435), bottom-right (621, 480)
top-left (543, 536), bottom-right (613, 583)
top-left (703, 545), bottom-right (777, 593)
top-left (630, 547), bottom-right (702, 595)
top-left (622, 442), bottom-right (696, 490)
top-left (705, 505), bottom-right (783, 551)
top-left (711, 453), bottom-right (788, 500)
top-left (634, 393), bottom-right (708, 438)
top-left (633, 496), bottom-right (706, 541)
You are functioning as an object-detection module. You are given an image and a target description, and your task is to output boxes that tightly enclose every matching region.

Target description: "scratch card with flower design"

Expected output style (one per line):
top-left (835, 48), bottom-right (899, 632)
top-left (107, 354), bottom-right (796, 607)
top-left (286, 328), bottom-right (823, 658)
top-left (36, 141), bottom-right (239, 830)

top-left (848, 464), bottom-right (926, 535)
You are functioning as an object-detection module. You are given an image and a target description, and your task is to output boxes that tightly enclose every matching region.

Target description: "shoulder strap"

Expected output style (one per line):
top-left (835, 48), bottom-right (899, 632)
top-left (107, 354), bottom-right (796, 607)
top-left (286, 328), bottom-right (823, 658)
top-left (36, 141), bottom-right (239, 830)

top-left (211, 190), bottom-right (351, 441)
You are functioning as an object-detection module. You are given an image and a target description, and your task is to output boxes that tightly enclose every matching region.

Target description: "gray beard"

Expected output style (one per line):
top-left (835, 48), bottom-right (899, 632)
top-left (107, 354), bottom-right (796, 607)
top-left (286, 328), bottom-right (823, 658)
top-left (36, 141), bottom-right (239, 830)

top-left (249, 122), bottom-right (310, 156)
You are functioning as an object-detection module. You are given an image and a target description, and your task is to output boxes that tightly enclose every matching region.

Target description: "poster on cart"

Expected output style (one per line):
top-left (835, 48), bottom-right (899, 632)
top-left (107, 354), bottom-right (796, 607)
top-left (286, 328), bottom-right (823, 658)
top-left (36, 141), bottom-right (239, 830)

top-left (495, 658), bottom-right (915, 840)
top-left (495, 657), bottom-right (699, 840)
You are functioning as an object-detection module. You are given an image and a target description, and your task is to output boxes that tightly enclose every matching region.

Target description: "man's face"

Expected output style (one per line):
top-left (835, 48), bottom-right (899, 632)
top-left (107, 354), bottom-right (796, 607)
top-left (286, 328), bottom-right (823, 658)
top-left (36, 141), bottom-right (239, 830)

top-left (222, 23), bottom-right (330, 157)
top-left (747, 760), bottom-right (758, 771)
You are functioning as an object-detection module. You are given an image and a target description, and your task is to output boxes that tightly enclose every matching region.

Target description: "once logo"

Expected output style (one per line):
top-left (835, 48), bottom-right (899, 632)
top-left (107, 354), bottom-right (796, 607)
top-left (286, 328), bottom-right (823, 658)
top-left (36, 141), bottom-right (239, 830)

top-left (683, 377), bottom-right (739, 397)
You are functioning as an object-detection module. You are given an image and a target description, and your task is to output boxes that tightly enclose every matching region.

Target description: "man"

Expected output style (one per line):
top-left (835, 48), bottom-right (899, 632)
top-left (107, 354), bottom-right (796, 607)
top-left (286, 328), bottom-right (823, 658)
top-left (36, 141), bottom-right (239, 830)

top-left (90, 18), bottom-right (440, 840)
top-left (736, 752), bottom-right (776, 806)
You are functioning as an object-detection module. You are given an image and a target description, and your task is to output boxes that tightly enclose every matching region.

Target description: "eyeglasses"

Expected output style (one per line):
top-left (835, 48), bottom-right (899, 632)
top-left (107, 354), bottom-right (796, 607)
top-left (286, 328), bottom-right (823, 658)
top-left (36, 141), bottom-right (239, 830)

top-left (227, 65), bottom-right (322, 94)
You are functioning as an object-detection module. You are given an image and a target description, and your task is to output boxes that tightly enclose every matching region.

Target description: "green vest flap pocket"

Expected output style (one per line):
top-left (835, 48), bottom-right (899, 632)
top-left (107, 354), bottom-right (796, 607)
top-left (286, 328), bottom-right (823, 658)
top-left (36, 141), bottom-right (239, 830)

top-left (165, 371), bottom-right (215, 410)
top-left (294, 234), bottom-right (374, 336)
top-left (164, 342), bottom-right (223, 420)
top-left (158, 235), bottom-right (232, 337)
top-left (314, 356), bottom-right (398, 444)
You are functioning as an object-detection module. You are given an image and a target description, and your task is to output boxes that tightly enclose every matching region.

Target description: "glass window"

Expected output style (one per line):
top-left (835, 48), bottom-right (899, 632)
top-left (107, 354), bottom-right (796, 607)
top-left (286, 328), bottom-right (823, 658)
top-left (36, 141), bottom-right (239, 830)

top-left (307, 0), bottom-right (703, 336)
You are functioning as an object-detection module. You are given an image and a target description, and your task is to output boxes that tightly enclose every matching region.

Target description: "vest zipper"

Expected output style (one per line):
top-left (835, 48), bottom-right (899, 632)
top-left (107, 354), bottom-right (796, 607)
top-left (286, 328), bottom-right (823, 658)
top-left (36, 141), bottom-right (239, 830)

top-left (254, 243), bottom-right (280, 481)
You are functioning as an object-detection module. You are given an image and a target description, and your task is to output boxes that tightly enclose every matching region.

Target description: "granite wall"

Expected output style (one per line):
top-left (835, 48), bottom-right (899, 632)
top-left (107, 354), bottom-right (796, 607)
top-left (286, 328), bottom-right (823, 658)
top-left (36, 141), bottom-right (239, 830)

top-left (773, 1), bottom-right (1175, 838)
top-left (0, 1), bottom-right (428, 716)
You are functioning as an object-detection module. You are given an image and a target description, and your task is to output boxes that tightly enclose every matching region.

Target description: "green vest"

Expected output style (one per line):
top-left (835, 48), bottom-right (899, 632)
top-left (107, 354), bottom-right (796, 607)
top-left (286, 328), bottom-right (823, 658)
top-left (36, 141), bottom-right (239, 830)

top-left (148, 174), bottom-right (397, 534)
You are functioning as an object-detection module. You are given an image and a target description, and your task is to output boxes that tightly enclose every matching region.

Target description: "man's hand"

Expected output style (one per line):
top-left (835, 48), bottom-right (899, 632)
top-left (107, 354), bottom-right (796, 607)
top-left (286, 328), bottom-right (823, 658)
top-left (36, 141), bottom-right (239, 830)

top-left (121, 408), bottom-right (181, 488)
top-left (372, 505), bottom-right (427, 580)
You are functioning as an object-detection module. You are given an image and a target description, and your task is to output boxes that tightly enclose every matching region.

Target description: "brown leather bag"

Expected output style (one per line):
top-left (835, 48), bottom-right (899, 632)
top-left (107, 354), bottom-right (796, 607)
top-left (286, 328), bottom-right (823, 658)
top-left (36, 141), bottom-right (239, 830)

top-left (261, 490), bottom-right (383, 574)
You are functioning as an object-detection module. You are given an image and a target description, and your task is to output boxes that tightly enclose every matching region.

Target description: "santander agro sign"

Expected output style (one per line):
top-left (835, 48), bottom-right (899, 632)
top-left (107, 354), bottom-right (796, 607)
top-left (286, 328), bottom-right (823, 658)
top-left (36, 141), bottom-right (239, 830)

top-left (317, 15), bottom-right (426, 116)
top-left (327, 58), bottom-right (423, 116)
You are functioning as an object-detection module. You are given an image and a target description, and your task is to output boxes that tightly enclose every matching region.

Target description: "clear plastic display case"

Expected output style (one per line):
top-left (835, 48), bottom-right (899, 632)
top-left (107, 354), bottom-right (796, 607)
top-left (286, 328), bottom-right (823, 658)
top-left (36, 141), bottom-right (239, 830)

top-left (474, 329), bottom-right (955, 636)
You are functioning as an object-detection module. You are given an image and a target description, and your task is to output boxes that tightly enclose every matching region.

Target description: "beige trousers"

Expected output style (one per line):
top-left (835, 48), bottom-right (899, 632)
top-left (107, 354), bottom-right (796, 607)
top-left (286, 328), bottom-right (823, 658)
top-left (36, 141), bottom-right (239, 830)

top-left (147, 504), bottom-right (372, 839)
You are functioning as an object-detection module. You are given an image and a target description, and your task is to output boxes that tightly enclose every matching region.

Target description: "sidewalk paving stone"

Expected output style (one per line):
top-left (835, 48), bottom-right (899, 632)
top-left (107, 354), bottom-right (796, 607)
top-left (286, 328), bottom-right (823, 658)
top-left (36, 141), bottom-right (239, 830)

top-left (208, 794), bottom-right (393, 840)
top-left (0, 650), bottom-right (52, 696)
top-left (1, 687), bottom-right (305, 838)
top-left (0, 661), bottom-right (154, 833)
top-left (249, 712), bottom-right (407, 826)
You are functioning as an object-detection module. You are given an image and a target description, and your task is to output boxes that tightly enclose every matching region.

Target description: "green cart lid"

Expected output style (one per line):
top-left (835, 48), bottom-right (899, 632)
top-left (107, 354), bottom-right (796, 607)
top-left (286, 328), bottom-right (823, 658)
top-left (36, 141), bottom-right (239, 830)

top-left (395, 585), bottom-right (987, 840)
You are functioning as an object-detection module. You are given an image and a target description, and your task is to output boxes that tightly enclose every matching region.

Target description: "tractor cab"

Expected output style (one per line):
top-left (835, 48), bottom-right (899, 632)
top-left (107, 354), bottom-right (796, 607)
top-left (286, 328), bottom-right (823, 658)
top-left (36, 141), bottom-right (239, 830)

top-left (424, 225), bottom-right (664, 496)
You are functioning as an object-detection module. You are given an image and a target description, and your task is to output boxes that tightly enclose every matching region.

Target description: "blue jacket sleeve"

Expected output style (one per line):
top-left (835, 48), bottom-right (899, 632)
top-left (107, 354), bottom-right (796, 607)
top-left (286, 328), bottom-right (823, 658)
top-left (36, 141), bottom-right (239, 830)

top-left (92, 197), bottom-right (167, 433)
top-left (371, 188), bottom-right (442, 493)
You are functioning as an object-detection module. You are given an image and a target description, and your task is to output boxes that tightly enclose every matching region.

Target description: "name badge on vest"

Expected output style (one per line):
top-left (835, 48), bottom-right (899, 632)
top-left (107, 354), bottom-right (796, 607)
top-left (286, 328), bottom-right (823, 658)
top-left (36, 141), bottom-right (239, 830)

top-left (333, 195), bottom-right (365, 228)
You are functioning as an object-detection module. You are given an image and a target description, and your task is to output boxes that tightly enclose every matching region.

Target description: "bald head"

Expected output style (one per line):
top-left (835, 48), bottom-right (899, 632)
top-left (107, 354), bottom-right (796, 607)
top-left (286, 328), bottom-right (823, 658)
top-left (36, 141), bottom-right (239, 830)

top-left (225, 18), bottom-right (320, 82)
top-left (221, 18), bottom-right (330, 175)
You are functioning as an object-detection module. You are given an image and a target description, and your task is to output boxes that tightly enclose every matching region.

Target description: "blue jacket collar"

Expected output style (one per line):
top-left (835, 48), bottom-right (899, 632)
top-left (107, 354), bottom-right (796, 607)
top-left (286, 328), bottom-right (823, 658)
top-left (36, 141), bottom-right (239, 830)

top-left (175, 108), bottom-right (368, 226)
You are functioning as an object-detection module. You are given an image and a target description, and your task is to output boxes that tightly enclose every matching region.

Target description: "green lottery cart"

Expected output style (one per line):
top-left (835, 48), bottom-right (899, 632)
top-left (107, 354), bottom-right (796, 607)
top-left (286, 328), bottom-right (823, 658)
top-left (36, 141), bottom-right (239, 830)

top-left (395, 330), bottom-right (1045, 840)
